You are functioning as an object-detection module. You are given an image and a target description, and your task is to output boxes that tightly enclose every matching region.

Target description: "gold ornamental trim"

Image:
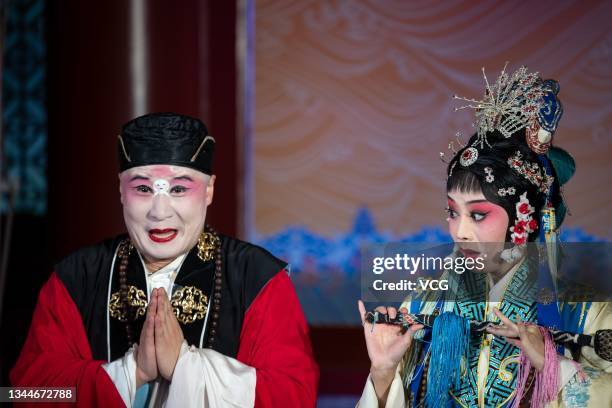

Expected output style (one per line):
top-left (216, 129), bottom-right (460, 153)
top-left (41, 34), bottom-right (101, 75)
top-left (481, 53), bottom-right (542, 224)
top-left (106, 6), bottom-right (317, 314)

top-left (109, 285), bottom-right (147, 322)
top-left (110, 285), bottom-right (209, 325)
top-left (171, 286), bottom-right (209, 324)
top-left (197, 232), bottom-right (220, 262)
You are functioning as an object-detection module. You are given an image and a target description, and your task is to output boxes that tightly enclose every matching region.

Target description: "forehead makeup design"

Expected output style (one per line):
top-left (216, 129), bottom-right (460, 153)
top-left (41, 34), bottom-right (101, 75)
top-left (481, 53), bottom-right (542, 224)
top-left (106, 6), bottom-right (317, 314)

top-left (153, 179), bottom-right (170, 196)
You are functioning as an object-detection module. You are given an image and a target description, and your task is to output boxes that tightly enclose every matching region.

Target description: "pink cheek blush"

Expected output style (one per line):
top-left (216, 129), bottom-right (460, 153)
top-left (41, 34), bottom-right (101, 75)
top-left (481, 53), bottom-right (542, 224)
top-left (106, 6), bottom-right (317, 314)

top-left (468, 204), bottom-right (509, 242)
top-left (120, 180), bottom-right (151, 205)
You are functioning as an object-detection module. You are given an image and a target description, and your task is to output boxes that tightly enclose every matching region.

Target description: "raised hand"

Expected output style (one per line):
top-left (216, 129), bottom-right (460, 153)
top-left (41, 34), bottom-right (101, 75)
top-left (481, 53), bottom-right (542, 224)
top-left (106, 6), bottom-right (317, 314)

top-left (358, 300), bottom-right (423, 404)
top-left (154, 288), bottom-right (185, 381)
top-left (359, 300), bottom-right (423, 371)
top-left (136, 288), bottom-right (159, 388)
top-left (486, 307), bottom-right (545, 371)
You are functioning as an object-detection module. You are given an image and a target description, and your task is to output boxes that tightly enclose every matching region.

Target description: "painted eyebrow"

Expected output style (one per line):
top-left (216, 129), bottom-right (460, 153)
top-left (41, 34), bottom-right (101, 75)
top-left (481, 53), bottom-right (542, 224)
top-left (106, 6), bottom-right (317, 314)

top-left (173, 176), bottom-right (194, 182)
top-left (446, 196), bottom-right (488, 205)
top-left (129, 175), bottom-right (150, 182)
top-left (129, 175), bottom-right (195, 182)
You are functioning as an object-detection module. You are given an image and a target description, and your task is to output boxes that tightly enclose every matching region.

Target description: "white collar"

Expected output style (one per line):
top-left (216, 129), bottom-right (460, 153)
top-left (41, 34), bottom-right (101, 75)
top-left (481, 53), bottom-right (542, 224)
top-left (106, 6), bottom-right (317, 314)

top-left (138, 251), bottom-right (188, 276)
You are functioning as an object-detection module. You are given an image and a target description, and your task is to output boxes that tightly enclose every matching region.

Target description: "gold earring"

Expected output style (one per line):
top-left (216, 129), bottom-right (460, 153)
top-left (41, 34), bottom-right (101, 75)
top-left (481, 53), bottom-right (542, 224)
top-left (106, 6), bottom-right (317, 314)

top-left (197, 231), bottom-right (219, 262)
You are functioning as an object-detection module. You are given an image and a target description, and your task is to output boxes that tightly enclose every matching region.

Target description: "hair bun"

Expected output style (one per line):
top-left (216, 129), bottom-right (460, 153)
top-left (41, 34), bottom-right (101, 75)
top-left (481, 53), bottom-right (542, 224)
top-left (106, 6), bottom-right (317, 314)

top-left (547, 146), bottom-right (576, 186)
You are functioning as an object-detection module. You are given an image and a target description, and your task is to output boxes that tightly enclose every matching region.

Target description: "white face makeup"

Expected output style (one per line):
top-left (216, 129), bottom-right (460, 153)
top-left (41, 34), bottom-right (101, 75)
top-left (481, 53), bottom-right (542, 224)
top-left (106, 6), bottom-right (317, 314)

top-left (119, 165), bottom-right (214, 267)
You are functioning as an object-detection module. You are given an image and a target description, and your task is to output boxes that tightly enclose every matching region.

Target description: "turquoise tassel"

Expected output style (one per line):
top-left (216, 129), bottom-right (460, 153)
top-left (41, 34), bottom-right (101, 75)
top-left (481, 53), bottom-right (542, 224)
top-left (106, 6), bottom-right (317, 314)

top-left (424, 312), bottom-right (470, 407)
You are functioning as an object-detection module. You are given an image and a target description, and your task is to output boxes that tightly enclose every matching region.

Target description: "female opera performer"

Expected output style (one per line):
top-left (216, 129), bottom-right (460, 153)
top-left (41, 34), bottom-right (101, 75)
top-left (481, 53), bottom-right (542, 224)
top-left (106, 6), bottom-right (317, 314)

top-left (358, 66), bottom-right (612, 407)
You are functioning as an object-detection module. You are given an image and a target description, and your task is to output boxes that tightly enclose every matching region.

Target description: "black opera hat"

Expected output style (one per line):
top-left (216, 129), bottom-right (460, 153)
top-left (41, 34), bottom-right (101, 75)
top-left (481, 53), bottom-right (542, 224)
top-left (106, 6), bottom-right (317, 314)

top-left (118, 112), bottom-right (215, 175)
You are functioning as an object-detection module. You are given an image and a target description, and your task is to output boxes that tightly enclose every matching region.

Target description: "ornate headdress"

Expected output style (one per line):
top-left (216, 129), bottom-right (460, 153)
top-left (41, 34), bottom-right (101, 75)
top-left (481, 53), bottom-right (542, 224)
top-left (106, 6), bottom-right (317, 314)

top-left (444, 65), bottom-right (570, 200)
top-left (453, 63), bottom-right (563, 151)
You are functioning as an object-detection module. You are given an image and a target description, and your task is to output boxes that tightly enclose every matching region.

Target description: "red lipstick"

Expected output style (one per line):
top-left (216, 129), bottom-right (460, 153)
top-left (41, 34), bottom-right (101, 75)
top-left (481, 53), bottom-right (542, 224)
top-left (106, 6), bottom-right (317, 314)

top-left (459, 248), bottom-right (480, 259)
top-left (148, 228), bottom-right (178, 243)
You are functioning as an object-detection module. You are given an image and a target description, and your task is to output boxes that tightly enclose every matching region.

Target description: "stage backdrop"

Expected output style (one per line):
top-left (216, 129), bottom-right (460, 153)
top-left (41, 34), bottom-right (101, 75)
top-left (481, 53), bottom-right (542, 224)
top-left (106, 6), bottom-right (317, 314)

top-left (250, 0), bottom-right (612, 325)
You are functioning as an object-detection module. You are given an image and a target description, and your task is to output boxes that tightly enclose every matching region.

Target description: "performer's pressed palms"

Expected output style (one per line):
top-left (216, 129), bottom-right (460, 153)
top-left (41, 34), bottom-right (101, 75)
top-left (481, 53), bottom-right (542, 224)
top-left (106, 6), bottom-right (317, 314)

top-left (135, 287), bottom-right (186, 386)
top-left (136, 289), bottom-right (159, 387)
top-left (155, 287), bottom-right (185, 380)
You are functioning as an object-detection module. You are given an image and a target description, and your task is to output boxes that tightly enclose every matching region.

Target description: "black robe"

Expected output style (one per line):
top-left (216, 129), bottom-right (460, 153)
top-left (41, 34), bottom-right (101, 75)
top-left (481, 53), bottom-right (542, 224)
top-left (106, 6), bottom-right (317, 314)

top-left (11, 234), bottom-right (319, 407)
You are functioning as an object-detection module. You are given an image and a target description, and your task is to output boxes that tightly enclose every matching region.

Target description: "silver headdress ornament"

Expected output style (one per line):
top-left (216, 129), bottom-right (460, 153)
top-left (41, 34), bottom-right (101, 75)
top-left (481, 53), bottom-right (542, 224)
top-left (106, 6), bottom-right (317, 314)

top-left (440, 133), bottom-right (466, 179)
top-left (439, 133), bottom-right (466, 162)
top-left (453, 63), bottom-right (547, 148)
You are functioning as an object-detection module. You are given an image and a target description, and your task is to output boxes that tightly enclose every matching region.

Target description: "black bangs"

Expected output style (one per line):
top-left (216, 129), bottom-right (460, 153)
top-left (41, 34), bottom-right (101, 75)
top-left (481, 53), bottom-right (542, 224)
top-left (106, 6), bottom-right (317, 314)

top-left (446, 166), bottom-right (483, 194)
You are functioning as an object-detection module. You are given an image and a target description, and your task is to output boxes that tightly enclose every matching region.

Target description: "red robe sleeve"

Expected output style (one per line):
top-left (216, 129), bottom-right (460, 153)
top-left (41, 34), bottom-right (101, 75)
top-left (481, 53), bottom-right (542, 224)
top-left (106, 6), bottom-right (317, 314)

top-left (10, 272), bottom-right (125, 407)
top-left (237, 270), bottom-right (319, 407)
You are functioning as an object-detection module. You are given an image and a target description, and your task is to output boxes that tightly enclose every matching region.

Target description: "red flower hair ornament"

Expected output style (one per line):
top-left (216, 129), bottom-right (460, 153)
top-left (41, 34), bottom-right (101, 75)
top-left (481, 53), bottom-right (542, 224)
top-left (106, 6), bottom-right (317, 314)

top-left (502, 192), bottom-right (537, 262)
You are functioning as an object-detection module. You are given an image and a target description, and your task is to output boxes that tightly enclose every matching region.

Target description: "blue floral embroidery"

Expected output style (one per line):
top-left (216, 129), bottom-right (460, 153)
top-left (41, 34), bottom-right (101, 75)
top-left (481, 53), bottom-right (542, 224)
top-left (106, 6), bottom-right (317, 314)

top-left (563, 367), bottom-right (600, 407)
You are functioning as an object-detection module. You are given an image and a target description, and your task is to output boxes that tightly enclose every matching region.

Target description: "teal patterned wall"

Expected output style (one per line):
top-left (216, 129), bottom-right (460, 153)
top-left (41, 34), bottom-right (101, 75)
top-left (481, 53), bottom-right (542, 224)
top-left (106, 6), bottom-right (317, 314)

top-left (2, 0), bottom-right (46, 215)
